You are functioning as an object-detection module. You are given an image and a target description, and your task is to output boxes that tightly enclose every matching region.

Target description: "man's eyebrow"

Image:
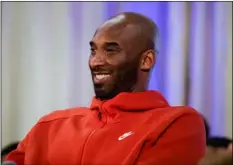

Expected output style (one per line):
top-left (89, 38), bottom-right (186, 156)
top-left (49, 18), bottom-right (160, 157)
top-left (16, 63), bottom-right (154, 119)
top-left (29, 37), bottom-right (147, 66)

top-left (89, 41), bottom-right (121, 47)
top-left (104, 42), bottom-right (120, 47)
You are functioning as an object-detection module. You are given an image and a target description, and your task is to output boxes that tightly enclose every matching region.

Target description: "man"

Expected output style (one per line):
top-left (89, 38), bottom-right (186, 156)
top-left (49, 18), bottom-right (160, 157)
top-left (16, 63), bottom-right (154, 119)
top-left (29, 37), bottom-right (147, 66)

top-left (5, 12), bottom-right (205, 165)
top-left (206, 137), bottom-right (232, 158)
top-left (207, 137), bottom-right (232, 150)
top-left (199, 142), bottom-right (232, 165)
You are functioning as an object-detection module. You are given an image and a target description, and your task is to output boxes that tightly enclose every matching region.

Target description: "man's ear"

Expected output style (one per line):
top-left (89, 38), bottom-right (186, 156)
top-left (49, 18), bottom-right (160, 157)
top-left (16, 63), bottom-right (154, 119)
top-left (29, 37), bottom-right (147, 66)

top-left (140, 49), bottom-right (156, 71)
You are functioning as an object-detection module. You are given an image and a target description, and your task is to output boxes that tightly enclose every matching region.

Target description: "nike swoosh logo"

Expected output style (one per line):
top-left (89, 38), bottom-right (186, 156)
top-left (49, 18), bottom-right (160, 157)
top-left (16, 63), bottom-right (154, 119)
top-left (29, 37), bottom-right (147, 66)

top-left (118, 131), bottom-right (134, 141)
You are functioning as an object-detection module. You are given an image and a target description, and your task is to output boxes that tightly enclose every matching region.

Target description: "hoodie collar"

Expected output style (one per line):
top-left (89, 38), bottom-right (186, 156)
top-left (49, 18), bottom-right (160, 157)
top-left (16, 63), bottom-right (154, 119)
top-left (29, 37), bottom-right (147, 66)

top-left (90, 90), bottom-right (169, 112)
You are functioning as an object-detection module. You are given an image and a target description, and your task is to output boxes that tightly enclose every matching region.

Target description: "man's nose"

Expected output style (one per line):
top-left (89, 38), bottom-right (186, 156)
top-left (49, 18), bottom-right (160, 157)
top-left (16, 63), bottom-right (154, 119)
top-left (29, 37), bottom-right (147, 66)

top-left (89, 52), bottom-right (106, 68)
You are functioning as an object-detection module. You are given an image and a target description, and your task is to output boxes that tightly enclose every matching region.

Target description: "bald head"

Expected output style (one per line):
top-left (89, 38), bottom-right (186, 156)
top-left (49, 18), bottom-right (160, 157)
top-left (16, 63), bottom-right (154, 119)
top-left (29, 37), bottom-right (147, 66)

top-left (98, 12), bottom-right (159, 54)
top-left (89, 12), bottom-right (159, 100)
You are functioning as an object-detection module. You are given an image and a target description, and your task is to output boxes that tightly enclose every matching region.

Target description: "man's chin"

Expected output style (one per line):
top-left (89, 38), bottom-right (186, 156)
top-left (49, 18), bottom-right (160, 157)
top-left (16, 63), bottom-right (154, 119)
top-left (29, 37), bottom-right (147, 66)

top-left (94, 86), bottom-right (116, 100)
top-left (95, 91), bottom-right (109, 100)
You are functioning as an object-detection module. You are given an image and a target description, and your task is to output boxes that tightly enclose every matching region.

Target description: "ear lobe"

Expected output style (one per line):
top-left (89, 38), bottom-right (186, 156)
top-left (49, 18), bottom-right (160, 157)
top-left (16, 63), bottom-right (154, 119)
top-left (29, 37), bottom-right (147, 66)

top-left (140, 50), bottom-right (156, 71)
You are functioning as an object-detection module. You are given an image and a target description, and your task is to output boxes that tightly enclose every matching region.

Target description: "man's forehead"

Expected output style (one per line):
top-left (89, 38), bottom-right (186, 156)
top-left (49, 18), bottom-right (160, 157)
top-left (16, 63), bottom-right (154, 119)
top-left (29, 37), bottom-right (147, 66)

top-left (92, 27), bottom-right (122, 42)
top-left (92, 23), bottom-right (139, 47)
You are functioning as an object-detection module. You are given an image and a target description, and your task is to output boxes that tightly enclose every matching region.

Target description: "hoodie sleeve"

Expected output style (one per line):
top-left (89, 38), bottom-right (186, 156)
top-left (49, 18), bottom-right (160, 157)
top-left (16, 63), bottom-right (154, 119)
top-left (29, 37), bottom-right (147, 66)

top-left (136, 112), bottom-right (206, 165)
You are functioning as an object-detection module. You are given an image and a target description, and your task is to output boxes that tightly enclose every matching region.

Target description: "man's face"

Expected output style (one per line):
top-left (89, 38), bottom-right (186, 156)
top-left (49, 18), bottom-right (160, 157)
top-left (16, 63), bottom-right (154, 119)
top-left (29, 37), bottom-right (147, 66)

top-left (89, 23), bottom-right (141, 100)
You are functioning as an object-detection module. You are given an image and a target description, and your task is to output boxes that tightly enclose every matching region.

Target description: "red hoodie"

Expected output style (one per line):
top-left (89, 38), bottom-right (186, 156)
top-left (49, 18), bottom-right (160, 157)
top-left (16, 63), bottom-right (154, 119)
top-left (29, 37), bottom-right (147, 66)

top-left (6, 91), bottom-right (206, 165)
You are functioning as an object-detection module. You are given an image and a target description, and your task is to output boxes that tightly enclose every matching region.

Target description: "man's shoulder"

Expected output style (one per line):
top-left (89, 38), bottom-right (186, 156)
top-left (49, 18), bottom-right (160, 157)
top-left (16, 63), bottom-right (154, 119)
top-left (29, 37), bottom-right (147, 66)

top-left (163, 105), bottom-right (199, 115)
top-left (151, 105), bottom-right (202, 122)
top-left (148, 106), bottom-right (204, 139)
top-left (37, 107), bottom-right (90, 124)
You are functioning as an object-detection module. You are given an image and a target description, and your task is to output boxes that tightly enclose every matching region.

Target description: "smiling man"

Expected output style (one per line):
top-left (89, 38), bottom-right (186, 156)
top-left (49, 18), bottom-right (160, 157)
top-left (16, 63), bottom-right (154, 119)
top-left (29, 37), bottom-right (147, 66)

top-left (5, 12), bottom-right (206, 165)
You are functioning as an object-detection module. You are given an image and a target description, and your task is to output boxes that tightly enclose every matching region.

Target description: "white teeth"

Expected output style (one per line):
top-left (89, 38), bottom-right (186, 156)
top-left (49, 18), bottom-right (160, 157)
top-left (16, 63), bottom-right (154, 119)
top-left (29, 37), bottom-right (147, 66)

top-left (95, 74), bottom-right (110, 80)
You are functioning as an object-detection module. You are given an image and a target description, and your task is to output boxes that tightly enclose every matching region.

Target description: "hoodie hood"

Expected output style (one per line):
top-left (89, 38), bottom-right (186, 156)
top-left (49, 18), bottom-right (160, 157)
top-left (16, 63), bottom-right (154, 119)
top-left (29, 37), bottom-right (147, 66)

top-left (90, 90), bottom-right (169, 112)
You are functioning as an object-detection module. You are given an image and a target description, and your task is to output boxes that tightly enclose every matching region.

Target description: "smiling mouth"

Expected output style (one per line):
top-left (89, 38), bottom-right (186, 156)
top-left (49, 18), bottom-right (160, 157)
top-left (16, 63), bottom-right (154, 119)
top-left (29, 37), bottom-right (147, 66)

top-left (93, 73), bottom-right (112, 84)
top-left (95, 74), bottom-right (110, 80)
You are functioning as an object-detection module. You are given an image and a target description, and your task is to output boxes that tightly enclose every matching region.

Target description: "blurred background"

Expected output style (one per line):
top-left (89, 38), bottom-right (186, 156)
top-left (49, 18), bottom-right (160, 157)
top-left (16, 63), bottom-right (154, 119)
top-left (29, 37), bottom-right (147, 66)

top-left (1, 2), bottom-right (232, 146)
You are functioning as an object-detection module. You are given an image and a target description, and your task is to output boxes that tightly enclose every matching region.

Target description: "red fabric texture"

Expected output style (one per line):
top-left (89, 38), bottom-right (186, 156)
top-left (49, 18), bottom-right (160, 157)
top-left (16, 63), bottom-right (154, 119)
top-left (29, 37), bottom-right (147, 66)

top-left (6, 91), bottom-right (206, 165)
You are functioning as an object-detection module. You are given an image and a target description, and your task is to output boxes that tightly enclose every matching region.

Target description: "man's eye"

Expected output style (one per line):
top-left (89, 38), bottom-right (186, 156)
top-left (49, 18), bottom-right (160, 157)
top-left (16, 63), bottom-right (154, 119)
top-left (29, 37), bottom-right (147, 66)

top-left (106, 48), bottom-right (115, 52)
top-left (90, 48), bottom-right (96, 55)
